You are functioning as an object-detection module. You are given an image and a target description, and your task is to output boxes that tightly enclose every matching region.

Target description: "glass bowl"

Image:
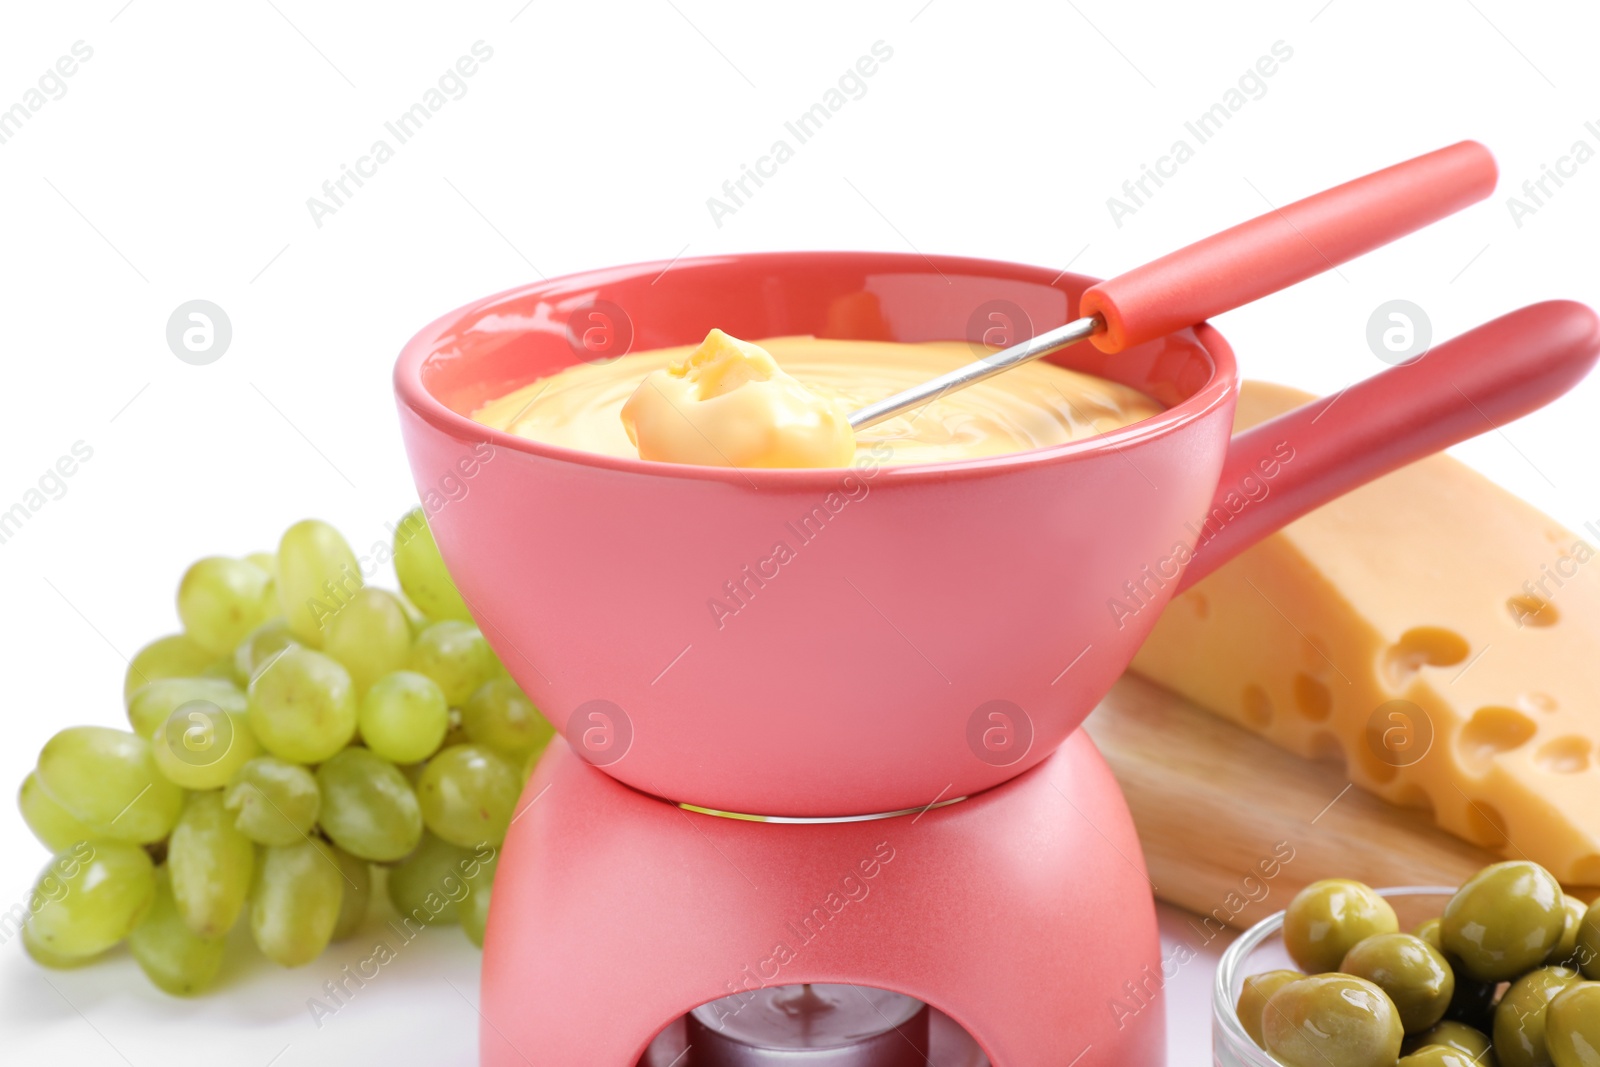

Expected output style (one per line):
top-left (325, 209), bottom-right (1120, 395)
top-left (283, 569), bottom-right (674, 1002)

top-left (1213, 886), bottom-right (1454, 1066)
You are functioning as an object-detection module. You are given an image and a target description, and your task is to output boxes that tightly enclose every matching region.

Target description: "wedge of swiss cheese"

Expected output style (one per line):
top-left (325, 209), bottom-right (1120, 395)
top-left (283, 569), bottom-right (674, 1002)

top-left (1131, 381), bottom-right (1600, 883)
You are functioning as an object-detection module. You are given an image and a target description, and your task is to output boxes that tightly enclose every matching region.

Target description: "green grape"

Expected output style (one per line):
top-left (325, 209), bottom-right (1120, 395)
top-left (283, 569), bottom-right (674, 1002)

top-left (395, 591), bottom-right (430, 636)
top-left (153, 705), bottom-right (258, 790)
top-left (387, 833), bottom-right (482, 927)
top-left (18, 772), bottom-right (97, 852)
top-left (124, 633), bottom-right (215, 704)
top-left (129, 867), bottom-right (227, 996)
top-left (461, 850), bottom-right (498, 948)
top-left (127, 677), bottom-right (246, 738)
top-left (233, 618), bottom-right (299, 684)
top-left (178, 556), bottom-right (274, 656)
top-left (407, 622), bottom-right (498, 706)
top-left (247, 646), bottom-right (357, 763)
top-left (462, 881), bottom-right (492, 947)
top-left (199, 658), bottom-right (246, 686)
top-left (23, 922), bottom-right (98, 969)
top-left (329, 846), bottom-right (370, 942)
top-left (224, 757), bottom-right (320, 846)
top-left (314, 747), bottom-right (423, 862)
top-left (25, 841), bottom-right (155, 959)
top-left (168, 791), bottom-right (254, 937)
top-left (250, 838), bottom-right (344, 967)
top-left (462, 677), bottom-right (554, 760)
top-left (417, 744), bottom-right (520, 848)
top-left (35, 726), bottom-right (184, 844)
top-left (359, 671), bottom-right (449, 764)
top-left (323, 587), bottom-right (412, 694)
top-left (245, 551), bottom-right (278, 610)
top-left (393, 507), bottom-right (472, 621)
top-left (276, 519), bottom-right (362, 646)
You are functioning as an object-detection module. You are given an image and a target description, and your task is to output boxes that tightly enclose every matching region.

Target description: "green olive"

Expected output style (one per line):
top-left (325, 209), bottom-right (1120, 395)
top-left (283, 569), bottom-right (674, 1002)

top-left (1443, 861), bottom-right (1566, 981)
top-left (1404, 1020), bottom-right (1495, 1061)
top-left (1285, 879), bottom-right (1401, 974)
top-left (1342, 932), bottom-right (1457, 1033)
top-left (1548, 896), bottom-right (1588, 968)
top-left (1574, 899), bottom-right (1600, 980)
top-left (1493, 966), bottom-right (1582, 1067)
top-left (1237, 969), bottom-right (1302, 1049)
top-left (1399, 1047), bottom-right (1489, 1067)
top-left (1263, 974), bottom-right (1405, 1067)
top-left (1545, 983), bottom-right (1600, 1067)
top-left (1416, 917), bottom-right (1445, 953)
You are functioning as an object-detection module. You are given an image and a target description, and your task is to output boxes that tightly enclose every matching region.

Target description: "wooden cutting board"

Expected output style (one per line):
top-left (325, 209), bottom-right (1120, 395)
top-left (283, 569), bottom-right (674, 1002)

top-left (1082, 674), bottom-right (1518, 931)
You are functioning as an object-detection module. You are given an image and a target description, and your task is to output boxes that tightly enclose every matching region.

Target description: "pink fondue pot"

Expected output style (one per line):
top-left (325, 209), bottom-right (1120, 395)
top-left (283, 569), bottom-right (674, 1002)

top-left (395, 251), bottom-right (1599, 818)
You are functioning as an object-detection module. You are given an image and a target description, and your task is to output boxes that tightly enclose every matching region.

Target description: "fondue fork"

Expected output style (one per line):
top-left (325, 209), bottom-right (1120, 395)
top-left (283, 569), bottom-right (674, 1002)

top-left (848, 140), bottom-right (1496, 431)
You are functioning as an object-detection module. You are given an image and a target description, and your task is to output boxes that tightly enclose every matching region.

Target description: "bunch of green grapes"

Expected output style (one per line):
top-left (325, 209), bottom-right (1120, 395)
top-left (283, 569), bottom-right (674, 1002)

top-left (16, 509), bottom-right (553, 994)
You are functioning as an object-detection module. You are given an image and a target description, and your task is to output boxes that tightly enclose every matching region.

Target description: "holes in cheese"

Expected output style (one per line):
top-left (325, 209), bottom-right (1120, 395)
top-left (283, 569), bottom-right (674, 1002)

top-left (1508, 593), bottom-right (1560, 627)
top-left (1131, 380), bottom-right (1600, 883)
top-left (1522, 692), bottom-right (1559, 714)
top-left (1381, 627), bottom-right (1471, 688)
top-left (1394, 783), bottom-right (1434, 816)
top-left (1463, 801), bottom-right (1510, 848)
top-left (1535, 736), bottom-right (1591, 775)
top-left (1355, 736), bottom-right (1402, 786)
top-left (1572, 856), bottom-right (1600, 884)
top-left (1293, 673), bottom-right (1334, 722)
top-left (1458, 706), bottom-right (1538, 773)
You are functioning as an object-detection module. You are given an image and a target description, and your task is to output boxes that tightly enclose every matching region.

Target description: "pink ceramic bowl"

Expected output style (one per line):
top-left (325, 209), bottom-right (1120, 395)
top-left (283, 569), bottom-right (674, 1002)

top-left (393, 251), bottom-right (1599, 816)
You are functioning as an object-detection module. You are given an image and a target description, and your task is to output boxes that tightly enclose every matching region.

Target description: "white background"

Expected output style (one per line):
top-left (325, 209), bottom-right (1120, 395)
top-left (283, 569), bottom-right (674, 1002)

top-left (2, 0), bottom-right (1598, 1064)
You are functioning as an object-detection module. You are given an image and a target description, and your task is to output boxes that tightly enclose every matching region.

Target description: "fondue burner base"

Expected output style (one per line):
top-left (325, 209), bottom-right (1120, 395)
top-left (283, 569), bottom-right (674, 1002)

top-left (640, 1008), bottom-right (990, 1067)
top-left (479, 729), bottom-right (1165, 1066)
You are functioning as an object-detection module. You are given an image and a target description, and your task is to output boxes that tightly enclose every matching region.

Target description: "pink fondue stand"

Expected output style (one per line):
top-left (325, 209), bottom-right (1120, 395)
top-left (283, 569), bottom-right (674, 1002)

top-left (394, 148), bottom-right (1600, 1066)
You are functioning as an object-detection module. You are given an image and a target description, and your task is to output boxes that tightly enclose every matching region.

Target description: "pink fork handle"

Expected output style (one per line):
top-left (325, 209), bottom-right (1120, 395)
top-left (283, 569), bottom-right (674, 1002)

top-left (1177, 300), bottom-right (1600, 592)
top-left (1081, 141), bottom-right (1499, 354)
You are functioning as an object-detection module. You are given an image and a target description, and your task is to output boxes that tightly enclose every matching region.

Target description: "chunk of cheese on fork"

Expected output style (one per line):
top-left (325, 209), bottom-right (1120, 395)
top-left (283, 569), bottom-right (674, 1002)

top-left (1131, 381), bottom-right (1600, 883)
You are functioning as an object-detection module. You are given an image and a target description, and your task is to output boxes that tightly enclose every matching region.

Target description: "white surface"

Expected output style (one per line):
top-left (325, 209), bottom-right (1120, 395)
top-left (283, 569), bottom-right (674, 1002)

top-left (1159, 904), bottom-right (1238, 1064)
top-left (1, 0), bottom-right (1596, 1064)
